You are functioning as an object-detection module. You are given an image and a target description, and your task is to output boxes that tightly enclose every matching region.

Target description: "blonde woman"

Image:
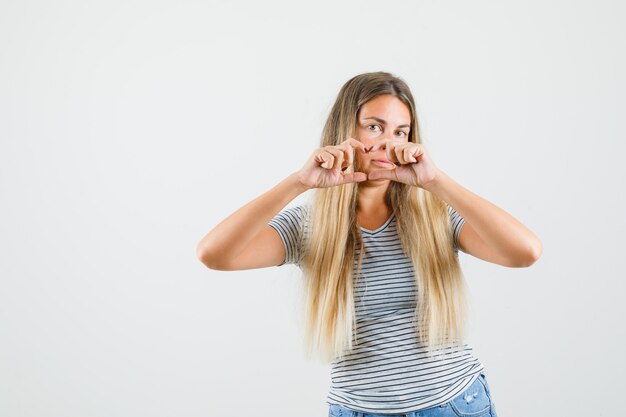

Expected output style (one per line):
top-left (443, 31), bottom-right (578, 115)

top-left (197, 71), bottom-right (542, 417)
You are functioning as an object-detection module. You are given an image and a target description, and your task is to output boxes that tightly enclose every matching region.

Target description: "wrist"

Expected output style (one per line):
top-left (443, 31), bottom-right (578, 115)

top-left (422, 168), bottom-right (447, 194)
top-left (287, 172), bottom-right (311, 194)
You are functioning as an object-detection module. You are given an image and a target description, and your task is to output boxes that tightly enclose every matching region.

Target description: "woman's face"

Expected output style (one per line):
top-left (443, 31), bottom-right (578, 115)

top-left (354, 94), bottom-right (412, 176)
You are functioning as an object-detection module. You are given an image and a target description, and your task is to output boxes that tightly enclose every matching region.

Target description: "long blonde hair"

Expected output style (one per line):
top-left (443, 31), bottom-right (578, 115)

top-left (299, 71), bottom-right (469, 362)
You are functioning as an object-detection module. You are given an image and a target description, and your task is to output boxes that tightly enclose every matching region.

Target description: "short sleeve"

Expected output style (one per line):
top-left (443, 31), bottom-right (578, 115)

top-left (446, 203), bottom-right (465, 254)
top-left (267, 205), bottom-right (309, 267)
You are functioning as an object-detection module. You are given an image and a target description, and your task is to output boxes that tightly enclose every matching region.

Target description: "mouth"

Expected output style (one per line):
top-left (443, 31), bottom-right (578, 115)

top-left (372, 159), bottom-right (394, 167)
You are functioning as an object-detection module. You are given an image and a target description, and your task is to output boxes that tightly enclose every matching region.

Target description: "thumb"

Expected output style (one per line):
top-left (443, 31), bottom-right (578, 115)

top-left (340, 172), bottom-right (367, 184)
top-left (368, 169), bottom-right (396, 181)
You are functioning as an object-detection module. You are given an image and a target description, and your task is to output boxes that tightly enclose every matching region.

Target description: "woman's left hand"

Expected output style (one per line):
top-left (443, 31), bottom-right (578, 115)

top-left (368, 140), bottom-right (439, 189)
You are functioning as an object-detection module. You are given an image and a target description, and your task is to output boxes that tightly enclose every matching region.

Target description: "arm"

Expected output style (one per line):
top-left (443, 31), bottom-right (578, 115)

top-left (196, 172), bottom-right (309, 269)
top-left (424, 169), bottom-right (543, 268)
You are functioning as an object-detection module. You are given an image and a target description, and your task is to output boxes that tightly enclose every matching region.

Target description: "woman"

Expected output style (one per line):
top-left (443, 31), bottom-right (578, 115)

top-left (197, 71), bottom-right (542, 416)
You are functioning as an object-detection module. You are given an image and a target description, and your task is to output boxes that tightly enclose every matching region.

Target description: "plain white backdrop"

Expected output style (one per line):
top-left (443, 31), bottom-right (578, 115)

top-left (1, 1), bottom-right (624, 416)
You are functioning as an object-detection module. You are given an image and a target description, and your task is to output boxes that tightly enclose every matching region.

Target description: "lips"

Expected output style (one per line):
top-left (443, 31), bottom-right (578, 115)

top-left (371, 159), bottom-right (395, 168)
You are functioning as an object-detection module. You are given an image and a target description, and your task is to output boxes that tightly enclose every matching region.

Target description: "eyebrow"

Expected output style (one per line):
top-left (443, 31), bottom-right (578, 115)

top-left (362, 116), bottom-right (410, 129)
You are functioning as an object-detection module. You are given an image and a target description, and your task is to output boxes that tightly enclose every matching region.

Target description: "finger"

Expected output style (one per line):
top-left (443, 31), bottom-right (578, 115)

top-left (325, 147), bottom-right (345, 170)
top-left (395, 145), bottom-right (406, 164)
top-left (345, 146), bottom-right (354, 169)
top-left (403, 146), bottom-right (417, 163)
top-left (315, 150), bottom-right (335, 169)
top-left (368, 169), bottom-right (396, 181)
top-left (345, 137), bottom-right (370, 153)
top-left (412, 144), bottom-right (424, 160)
top-left (339, 171), bottom-right (367, 184)
top-left (338, 142), bottom-right (355, 168)
top-left (385, 142), bottom-right (398, 163)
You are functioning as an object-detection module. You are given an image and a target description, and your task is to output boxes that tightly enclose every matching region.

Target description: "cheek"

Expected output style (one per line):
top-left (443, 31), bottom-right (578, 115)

top-left (359, 126), bottom-right (379, 138)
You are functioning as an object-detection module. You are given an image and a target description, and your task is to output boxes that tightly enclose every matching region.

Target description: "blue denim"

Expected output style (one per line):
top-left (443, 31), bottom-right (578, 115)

top-left (328, 372), bottom-right (498, 417)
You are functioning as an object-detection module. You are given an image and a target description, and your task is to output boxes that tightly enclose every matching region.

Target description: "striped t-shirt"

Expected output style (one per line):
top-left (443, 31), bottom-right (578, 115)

top-left (268, 203), bottom-right (485, 414)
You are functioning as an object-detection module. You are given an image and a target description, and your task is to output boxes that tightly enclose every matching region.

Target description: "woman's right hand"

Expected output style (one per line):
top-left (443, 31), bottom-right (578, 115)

top-left (296, 138), bottom-right (371, 189)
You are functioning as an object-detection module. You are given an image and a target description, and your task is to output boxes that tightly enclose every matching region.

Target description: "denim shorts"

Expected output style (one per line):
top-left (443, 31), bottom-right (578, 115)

top-left (328, 372), bottom-right (498, 417)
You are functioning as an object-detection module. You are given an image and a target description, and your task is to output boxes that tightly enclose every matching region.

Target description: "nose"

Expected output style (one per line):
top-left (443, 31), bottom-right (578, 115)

top-left (359, 135), bottom-right (391, 153)
top-left (374, 131), bottom-right (396, 149)
top-left (367, 140), bottom-right (388, 153)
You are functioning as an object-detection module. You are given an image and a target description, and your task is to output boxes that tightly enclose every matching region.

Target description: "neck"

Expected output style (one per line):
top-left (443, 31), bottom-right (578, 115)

top-left (357, 180), bottom-right (391, 214)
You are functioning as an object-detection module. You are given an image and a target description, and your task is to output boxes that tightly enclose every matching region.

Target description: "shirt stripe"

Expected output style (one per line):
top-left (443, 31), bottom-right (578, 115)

top-left (268, 203), bottom-right (484, 414)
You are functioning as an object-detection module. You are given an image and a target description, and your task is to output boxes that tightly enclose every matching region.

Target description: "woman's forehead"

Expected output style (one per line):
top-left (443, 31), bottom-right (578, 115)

top-left (358, 96), bottom-right (411, 126)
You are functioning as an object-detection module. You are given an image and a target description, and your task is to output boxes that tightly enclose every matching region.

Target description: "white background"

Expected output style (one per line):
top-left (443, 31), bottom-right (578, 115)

top-left (1, 1), bottom-right (624, 416)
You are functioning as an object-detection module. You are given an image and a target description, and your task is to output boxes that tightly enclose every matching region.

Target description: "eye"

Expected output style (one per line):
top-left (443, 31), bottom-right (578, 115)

top-left (366, 124), bottom-right (381, 132)
top-left (396, 131), bottom-right (408, 138)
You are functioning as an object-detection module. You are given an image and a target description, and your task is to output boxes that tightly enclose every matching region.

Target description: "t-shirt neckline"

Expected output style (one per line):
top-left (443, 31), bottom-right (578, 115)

top-left (359, 214), bottom-right (395, 234)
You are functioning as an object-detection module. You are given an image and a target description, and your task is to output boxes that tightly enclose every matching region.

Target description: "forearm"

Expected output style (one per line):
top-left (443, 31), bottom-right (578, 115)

top-left (424, 169), bottom-right (542, 262)
top-left (196, 172), bottom-right (309, 264)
